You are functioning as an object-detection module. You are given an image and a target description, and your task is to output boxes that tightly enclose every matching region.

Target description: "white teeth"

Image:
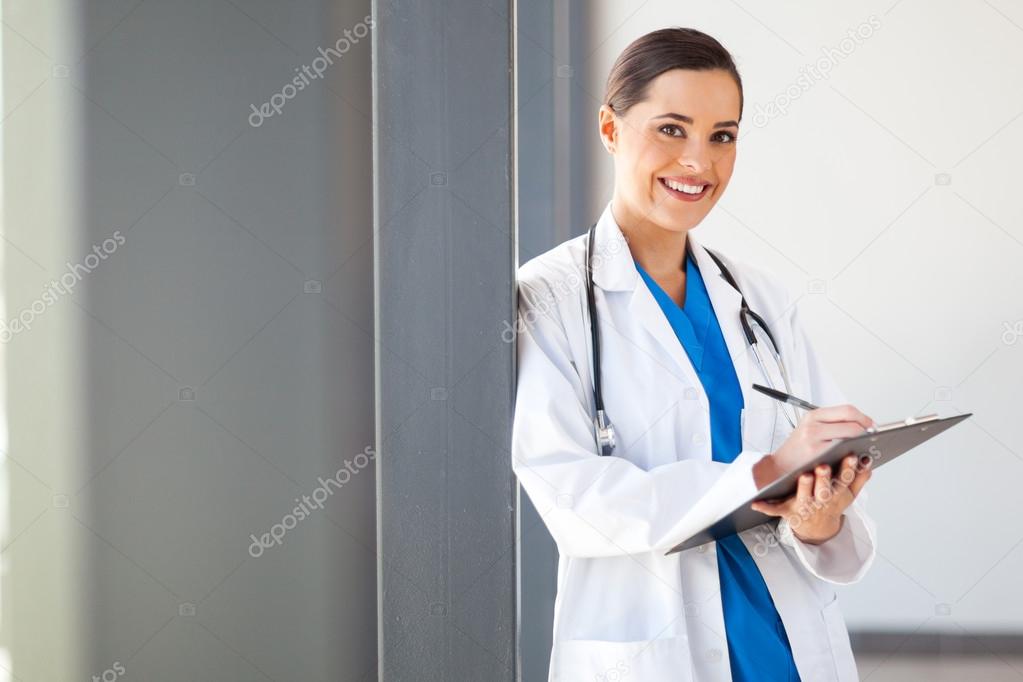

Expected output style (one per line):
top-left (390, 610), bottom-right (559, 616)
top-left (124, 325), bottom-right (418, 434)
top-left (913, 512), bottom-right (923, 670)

top-left (663, 178), bottom-right (707, 194)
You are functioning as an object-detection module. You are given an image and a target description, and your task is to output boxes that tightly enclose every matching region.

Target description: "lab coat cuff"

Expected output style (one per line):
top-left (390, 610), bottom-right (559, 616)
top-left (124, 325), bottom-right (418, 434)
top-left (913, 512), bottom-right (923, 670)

top-left (777, 501), bottom-right (877, 585)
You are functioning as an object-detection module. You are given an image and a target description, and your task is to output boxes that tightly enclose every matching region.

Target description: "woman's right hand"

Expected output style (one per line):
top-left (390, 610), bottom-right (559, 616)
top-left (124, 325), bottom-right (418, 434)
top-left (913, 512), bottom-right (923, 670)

top-left (753, 404), bottom-right (875, 489)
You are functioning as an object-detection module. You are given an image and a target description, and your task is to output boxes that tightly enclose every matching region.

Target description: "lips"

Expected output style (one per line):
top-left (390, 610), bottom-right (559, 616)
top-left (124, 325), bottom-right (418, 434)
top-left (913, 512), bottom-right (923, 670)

top-left (658, 177), bottom-right (712, 202)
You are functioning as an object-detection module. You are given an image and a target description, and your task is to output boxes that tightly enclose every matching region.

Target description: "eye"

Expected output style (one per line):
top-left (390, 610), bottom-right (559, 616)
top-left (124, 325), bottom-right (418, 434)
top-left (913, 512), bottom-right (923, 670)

top-left (714, 130), bottom-right (738, 143)
top-left (658, 123), bottom-right (684, 138)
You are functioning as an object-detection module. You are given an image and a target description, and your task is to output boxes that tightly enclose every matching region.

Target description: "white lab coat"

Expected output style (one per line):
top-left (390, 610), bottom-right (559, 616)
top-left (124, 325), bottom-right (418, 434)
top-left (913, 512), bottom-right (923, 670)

top-left (512, 200), bottom-right (877, 681)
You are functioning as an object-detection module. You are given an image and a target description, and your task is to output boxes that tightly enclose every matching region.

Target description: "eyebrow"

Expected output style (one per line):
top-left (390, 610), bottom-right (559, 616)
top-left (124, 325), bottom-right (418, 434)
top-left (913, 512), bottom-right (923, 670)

top-left (652, 113), bottom-right (739, 129)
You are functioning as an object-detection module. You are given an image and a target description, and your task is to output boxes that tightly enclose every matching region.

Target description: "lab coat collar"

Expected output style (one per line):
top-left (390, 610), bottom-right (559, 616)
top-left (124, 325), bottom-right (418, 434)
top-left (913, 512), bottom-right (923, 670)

top-left (591, 198), bottom-right (754, 413)
top-left (589, 199), bottom-right (638, 292)
top-left (590, 199), bottom-right (736, 295)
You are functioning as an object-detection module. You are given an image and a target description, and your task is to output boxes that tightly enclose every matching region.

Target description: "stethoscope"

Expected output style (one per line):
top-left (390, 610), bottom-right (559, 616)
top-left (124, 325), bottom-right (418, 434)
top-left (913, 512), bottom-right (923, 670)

top-left (584, 223), bottom-right (798, 456)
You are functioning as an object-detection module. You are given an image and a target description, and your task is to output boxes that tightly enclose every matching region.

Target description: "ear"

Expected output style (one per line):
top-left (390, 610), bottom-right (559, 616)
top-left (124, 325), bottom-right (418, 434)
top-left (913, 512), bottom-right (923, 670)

top-left (598, 105), bottom-right (618, 154)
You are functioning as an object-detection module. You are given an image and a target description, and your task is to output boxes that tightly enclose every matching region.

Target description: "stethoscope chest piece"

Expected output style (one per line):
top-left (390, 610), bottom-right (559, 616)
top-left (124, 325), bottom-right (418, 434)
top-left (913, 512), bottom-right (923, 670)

top-left (594, 409), bottom-right (616, 457)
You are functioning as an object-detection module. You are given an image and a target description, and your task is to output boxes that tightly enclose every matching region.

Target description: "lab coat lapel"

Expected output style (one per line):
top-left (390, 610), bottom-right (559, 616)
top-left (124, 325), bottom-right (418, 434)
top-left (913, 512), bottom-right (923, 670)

top-left (627, 284), bottom-right (707, 399)
top-left (590, 205), bottom-right (765, 420)
top-left (590, 203), bottom-right (708, 406)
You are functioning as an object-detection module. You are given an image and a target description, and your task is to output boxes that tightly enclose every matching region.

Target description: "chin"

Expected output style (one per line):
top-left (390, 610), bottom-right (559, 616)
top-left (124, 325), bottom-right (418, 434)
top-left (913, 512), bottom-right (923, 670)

top-left (656, 203), bottom-right (707, 231)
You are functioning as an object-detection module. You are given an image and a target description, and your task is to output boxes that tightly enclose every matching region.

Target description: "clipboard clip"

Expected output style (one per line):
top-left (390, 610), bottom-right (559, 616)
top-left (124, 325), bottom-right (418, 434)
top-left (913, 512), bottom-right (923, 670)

top-left (865, 413), bottom-right (941, 434)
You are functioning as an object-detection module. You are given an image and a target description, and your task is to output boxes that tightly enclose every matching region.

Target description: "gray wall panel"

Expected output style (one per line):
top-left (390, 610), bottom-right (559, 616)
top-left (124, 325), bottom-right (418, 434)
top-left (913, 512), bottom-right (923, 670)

top-left (375, 0), bottom-right (517, 680)
top-left (2, 0), bottom-right (377, 679)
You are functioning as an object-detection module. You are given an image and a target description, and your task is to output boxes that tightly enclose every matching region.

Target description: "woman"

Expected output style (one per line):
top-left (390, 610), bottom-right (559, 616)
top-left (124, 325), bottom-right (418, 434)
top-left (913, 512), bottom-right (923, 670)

top-left (512, 28), bottom-right (878, 682)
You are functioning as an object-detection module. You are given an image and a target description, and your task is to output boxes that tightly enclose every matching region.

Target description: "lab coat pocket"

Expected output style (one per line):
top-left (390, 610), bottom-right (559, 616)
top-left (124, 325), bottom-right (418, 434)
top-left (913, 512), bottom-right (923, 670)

top-left (773, 402), bottom-right (796, 452)
top-left (740, 405), bottom-right (780, 454)
top-left (820, 594), bottom-right (858, 682)
top-left (551, 634), bottom-right (693, 681)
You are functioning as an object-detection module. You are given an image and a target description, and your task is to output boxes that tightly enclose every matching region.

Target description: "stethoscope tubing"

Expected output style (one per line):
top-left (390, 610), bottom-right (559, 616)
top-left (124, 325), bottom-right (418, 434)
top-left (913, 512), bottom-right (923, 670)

top-left (585, 223), bottom-right (797, 454)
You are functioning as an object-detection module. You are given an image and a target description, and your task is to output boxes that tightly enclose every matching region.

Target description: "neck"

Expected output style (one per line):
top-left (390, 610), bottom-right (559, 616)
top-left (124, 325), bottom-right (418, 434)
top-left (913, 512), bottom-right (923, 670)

top-left (610, 196), bottom-right (689, 278)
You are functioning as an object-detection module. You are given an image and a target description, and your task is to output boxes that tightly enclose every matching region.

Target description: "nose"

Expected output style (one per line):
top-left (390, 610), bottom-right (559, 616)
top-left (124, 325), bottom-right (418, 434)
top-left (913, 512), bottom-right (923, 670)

top-left (676, 139), bottom-right (712, 173)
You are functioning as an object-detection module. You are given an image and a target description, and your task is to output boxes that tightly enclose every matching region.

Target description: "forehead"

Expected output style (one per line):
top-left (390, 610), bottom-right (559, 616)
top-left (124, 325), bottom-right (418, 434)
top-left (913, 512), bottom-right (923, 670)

top-left (637, 68), bottom-right (740, 121)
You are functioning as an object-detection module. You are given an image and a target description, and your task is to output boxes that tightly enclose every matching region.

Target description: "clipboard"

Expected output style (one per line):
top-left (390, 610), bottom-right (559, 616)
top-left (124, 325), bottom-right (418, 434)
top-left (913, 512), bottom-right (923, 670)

top-left (665, 412), bottom-right (972, 555)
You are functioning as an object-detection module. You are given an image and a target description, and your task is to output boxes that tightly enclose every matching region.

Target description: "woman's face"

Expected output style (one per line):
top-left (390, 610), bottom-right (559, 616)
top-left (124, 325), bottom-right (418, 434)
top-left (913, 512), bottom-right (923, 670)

top-left (599, 68), bottom-right (741, 234)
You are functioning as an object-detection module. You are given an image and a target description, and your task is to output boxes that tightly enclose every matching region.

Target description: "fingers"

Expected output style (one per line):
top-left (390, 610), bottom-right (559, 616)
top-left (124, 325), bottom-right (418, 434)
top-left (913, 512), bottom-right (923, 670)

top-left (750, 487), bottom-right (802, 517)
top-left (847, 456), bottom-right (873, 497)
top-left (808, 404), bottom-right (875, 430)
top-left (796, 471), bottom-right (814, 508)
top-left (751, 453), bottom-right (874, 520)
top-left (813, 463), bottom-right (832, 505)
top-left (811, 421), bottom-right (875, 445)
top-left (829, 453), bottom-right (873, 502)
top-left (750, 491), bottom-right (795, 516)
top-left (797, 421), bottom-right (874, 465)
top-left (750, 499), bottom-right (784, 517)
top-left (836, 454), bottom-right (858, 487)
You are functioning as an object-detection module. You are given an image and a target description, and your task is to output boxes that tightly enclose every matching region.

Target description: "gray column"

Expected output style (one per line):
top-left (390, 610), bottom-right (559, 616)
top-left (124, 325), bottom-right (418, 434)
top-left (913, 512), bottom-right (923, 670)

top-left (374, 1), bottom-right (517, 680)
top-left (516, 1), bottom-right (600, 679)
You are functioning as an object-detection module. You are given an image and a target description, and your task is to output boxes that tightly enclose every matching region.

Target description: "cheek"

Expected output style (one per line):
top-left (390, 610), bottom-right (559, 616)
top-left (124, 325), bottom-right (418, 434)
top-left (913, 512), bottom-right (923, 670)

top-left (616, 144), bottom-right (653, 183)
top-left (626, 136), bottom-right (667, 169)
top-left (622, 151), bottom-right (664, 196)
top-left (715, 154), bottom-right (737, 185)
top-left (634, 147), bottom-right (665, 179)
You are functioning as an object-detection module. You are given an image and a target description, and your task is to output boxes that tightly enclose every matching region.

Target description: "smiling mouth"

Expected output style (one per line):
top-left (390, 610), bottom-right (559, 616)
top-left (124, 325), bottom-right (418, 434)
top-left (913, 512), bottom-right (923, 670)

top-left (658, 177), bottom-right (711, 201)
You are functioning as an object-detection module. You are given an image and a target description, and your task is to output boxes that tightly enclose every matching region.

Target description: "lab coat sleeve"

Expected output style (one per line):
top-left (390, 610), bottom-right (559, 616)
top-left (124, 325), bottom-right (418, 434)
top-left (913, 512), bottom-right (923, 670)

top-left (511, 279), bottom-right (767, 558)
top-left (774, 297), bottom-right (878, 584)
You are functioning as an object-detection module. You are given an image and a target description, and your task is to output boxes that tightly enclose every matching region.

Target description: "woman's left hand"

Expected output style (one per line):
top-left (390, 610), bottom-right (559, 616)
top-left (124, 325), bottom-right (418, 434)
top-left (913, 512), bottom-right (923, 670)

top-left (750, 453), bottom-right (872, 545)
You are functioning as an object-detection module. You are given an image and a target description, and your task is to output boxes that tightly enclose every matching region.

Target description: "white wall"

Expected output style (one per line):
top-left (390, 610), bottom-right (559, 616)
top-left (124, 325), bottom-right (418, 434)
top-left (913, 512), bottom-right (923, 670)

top-left (581, 0), bottom-right (1023, 634)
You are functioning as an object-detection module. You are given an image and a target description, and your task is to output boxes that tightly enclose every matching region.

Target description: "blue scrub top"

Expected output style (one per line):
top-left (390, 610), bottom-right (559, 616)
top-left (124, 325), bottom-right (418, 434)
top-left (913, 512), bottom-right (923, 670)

top-left (635, 246), bottom-right (800, 682)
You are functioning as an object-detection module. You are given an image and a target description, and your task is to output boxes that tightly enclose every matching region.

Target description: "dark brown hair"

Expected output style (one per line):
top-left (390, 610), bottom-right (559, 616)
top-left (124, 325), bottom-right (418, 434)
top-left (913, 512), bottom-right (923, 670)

top-left (603, 27), bottom-right (744, 121)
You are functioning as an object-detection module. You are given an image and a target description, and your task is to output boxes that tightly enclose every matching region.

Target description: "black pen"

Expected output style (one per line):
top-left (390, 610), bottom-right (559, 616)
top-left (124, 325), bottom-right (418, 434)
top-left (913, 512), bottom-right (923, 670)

top-left (751, 383), bottom-right (819, 412)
